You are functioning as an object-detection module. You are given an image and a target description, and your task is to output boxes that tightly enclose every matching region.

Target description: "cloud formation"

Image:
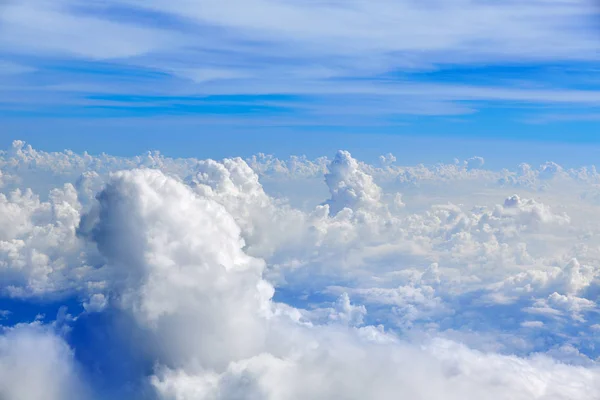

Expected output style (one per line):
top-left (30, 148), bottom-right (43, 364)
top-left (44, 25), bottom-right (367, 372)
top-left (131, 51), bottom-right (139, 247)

top-left (1, 141), bottom-right (600, 398)
top-left (0, 325), bottom-right (88, 400)
top-left (1, 0), bottom-right (599, 123)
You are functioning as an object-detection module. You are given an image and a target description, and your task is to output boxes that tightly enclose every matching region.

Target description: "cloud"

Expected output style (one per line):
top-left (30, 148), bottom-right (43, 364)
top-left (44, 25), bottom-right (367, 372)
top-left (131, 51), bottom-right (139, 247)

top-left (82, 0), bottom-right (600, 63)
top-left (151, 336), bottom-right (600, 400)
top-left (0, 0), bottom-right (179, 59)
top-left (81, 167), bottom-right (600, 399)
top-left (0, 181), bottom-right (93, 298)
top-left (0, 325), bottom-right (88, 400)
top-left (187, 157), bottom-right (306, 258)
top-left (324, 150), bottom-right (387, 215)
top-left (2, 142), bottom-right (600, 397)
top-left (0, 61), bottom-right (35, 75)
top-left (83, 169), bottom-right (274, 370)
top-left (1, 0), bottom-right (599, 121)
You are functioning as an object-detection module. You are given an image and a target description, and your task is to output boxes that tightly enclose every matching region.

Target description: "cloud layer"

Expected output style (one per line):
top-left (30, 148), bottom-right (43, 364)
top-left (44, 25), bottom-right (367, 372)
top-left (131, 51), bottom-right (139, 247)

top-left (2, 0), bottom-right (599, 124)
top-left (1, 141), bottom-right (600, 399)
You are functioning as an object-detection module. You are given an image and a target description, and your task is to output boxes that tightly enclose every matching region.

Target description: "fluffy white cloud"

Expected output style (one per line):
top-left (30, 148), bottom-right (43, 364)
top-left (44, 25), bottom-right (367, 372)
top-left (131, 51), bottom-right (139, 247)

top-left (324, 150), bottom-right (386, 215)
top-left (152, 332), bottom-right (600, 400)
top-left (83, 169), bottom-right (274, 370)
top-left (0, 325), bottom-right (88, 400)
top-left (82, 169), bottom-right (600, 399)
top-left (0, 182), bottom-right (94, 298)
top-left (1, 142), bottom-right (600, 398)
top-left (187, 157), bottom-right (306, 258)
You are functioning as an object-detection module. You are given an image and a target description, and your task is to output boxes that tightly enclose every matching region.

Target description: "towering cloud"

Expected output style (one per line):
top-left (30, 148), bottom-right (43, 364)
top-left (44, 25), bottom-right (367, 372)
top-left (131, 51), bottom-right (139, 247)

top-left (85, 169), bottom-right (274, 370)
top-left (324, 150), bottom-right (385, 215)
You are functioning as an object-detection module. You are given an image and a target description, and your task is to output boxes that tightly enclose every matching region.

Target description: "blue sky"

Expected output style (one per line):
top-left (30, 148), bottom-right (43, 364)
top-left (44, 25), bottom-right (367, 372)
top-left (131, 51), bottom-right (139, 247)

top-left (1, 0), bottom-right (600, 164)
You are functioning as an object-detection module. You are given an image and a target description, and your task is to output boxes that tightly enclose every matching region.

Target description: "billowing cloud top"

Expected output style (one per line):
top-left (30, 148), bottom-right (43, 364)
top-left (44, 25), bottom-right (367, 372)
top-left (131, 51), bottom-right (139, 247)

top-left (1, 141), bottom-right (600, 399)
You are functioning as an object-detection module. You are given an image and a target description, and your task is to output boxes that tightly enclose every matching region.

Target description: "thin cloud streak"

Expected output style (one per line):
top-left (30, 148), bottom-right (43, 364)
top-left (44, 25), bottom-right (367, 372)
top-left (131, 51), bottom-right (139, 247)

top-left (1, 0), bottom-right (599, 122)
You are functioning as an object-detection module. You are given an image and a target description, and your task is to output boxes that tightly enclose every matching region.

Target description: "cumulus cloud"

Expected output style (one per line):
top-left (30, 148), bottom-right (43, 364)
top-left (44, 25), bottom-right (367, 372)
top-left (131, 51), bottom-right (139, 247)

top-left (324, 150), bottom-right (386, 215)
top-left (83, 169), bottom-right (274, 371)
top-left (1, 142), bottom-right (600, 398)
top-left (0, 325), bottom-right (88, 400)
top-left (465, 156), bottom-right (485, 170)
top-left (152, 334), bottom-right (600, 400)
top-left (187, 157), bottom-right (306, 258)
top-left (0, 182), bottom-right (94, 298)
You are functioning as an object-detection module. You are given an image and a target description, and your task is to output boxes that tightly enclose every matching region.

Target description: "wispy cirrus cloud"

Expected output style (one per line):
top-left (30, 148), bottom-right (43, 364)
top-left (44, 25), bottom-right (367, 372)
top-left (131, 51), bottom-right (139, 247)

top-left (1, 0), bottom-right (599, 125)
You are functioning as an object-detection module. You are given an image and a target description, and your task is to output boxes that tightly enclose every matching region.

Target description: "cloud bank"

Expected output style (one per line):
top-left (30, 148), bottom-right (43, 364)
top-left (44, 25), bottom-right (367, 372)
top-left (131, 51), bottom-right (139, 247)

top-left (1, 141), bottom-right (600, 399)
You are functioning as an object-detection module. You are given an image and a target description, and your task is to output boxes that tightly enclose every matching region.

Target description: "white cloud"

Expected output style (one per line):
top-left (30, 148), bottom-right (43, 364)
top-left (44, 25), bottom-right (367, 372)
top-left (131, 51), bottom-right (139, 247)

top-left (1, 0), bottom-right (599, 121)
top-left (521, 321), bottom-right (544, 328)
top-left (0, 325), bottom-right (88, 400)
top-left (0, 182), bottom-right (93, 298)
top-left (187, 157), bottom-right (306, 258)
top-left (324, 150), bottom-right (387, 216)
top-left (1, 142), bottom-right (600, 397)
top-left (83, 169), bottom-right (275, 369)
top-left (101, 0), bottom-right (599, 64)
top-left (152, 336), bottom-right (600, 400)
top-left (79, 167), bottom-right (600, 399)
top-left (0, 0), bottom-right (179, 59)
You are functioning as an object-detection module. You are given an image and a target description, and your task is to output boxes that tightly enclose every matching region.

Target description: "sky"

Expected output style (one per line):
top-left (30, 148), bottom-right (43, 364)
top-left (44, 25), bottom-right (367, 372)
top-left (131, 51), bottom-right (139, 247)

top-left (4, 1), bottom-right (600, 400)
top-left (2, 0), bottom-right (600, 162)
